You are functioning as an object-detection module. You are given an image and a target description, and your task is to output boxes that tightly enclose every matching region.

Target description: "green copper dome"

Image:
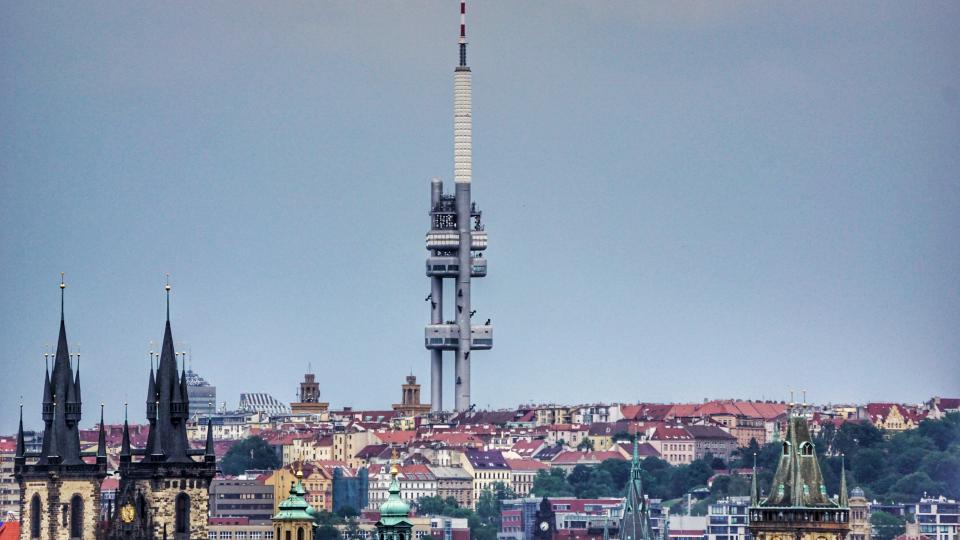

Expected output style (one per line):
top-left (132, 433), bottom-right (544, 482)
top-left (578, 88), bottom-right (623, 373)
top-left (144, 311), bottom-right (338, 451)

top-left (378, 462), bottom-right (411, 527)
top-left (273, 470), bottom-right (317, 522)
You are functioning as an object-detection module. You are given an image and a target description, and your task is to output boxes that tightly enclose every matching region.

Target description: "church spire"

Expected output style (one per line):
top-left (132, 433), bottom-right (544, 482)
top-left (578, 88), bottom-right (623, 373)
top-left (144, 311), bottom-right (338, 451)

top-left (839, 454), bottom-right (848, 507)
top-left (621, 436), bottom-right (652, 540)
top-left (121, 402), bottom-right (131, 461)
top-left (750, 453), bottom-right (759, 505)
top-left (97, 403), bottom-right (107, 462)
top-left (15, 402), bottom-right (25, 461)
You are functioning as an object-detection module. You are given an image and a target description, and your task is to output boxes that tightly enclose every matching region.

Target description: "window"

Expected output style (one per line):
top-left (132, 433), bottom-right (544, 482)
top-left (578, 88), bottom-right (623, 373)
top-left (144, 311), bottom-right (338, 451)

top-left (298, 527), bottom-right (305, 540)
top-left (800, 442), bottom-right (813, 456)
top-left (30, 494), bottom-right (41, 539)
top-left (70, 494), bottom-right (84, 539)
top-left (175, 493), bottom-right (191, 536)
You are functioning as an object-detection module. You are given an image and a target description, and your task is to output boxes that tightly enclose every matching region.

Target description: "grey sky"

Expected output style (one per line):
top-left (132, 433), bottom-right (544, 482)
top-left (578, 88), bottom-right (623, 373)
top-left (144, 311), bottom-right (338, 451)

top-left (2, 2), bottom-right (958, 433)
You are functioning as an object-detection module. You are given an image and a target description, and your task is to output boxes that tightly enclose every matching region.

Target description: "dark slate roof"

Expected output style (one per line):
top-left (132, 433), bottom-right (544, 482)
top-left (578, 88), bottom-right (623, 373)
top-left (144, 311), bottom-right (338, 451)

top-left (685, 425), bottom-right (737, 440)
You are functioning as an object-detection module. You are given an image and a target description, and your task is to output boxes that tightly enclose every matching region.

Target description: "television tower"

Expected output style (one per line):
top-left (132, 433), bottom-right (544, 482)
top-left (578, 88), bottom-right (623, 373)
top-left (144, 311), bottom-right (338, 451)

top-left (425, 0), bottom-right (492, 413)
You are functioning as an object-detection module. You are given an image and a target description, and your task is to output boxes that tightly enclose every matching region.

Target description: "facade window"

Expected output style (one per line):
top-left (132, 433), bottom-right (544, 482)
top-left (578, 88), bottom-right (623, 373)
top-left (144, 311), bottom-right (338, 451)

top-left (175, 492), bottom-right (191, 536)
top-left (70, 494), bottom-right (84, 539)
top-left (31, 494), bottom-right (41, 539)
top-left (298, 527), bottom-right (305, 540)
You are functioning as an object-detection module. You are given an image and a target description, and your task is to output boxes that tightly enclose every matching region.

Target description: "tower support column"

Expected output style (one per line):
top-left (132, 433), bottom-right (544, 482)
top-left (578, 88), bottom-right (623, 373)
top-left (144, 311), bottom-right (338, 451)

top-left (430, 277), bottom-right (443, 412)
top-left (455, 180), bottom-right (471, 412)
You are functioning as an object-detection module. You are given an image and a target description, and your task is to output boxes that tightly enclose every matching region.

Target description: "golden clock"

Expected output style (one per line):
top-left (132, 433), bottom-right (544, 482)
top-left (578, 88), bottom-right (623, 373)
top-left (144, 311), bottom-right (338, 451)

top-left (120, 504), bottom-right (136, 523)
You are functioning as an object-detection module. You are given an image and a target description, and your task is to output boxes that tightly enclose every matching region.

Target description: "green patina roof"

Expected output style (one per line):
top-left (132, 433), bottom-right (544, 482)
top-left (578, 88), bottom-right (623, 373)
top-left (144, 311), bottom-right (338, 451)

top-left (620, 439), bottom-right (654, 540)
top-left (273, 471), bottom-right (317, 522)
top-left (756, 414), bottom-right (844, 509)
top-left (377, 462), bottom-right (412, 528)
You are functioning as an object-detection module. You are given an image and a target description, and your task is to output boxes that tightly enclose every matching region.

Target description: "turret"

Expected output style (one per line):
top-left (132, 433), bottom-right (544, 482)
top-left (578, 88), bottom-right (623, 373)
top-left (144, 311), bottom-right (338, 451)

top-left (120, 403), bottom-right (132, 463)
top-left (204, 416), bottom-right (215, 463)
top-left (97, 403), bottom-right (108, 464)
top-left (15, 404), bottom-right (25, 466)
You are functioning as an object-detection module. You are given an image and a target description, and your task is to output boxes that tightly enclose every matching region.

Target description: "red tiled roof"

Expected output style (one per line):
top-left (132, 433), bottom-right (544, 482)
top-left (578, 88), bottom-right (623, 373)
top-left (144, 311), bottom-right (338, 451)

top-left (0, 522), bottom-right (20, 540)
top-left (372, 431), bottom-right (417, 444)
top-left (506, 459), bottom-right (550, 471)
top-left (936, 398), bottom-right (960, 410)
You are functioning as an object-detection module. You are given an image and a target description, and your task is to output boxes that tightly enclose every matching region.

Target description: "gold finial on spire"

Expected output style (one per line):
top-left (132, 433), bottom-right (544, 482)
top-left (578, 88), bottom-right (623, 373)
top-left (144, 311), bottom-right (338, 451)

top-left (60, 272), bottom-right (66, 289)
top-left (390, 448), bottom-right (400, 476)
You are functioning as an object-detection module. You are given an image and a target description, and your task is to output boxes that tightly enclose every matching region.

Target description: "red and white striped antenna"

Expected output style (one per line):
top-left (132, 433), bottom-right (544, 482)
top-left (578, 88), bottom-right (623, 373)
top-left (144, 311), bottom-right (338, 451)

top-left (458, 0), bottom-right (468, 66)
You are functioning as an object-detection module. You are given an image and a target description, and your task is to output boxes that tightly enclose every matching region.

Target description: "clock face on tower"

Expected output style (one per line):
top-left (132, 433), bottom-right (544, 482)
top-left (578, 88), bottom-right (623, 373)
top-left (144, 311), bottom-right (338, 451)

top-left (120, 504), bottom-right (136, 523)
top-left (540, 521), bottom-right (550, 532)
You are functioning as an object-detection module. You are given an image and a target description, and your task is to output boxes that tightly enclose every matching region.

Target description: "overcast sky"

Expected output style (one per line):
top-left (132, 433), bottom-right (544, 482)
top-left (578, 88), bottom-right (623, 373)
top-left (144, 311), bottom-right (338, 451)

top-left (2, 2), bottom-right (958, 433)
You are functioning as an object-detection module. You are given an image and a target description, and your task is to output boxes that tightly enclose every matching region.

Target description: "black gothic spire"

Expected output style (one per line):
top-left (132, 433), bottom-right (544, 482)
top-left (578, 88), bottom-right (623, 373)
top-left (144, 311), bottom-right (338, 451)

top-left (145, 281), bottom-right (191, 462)
top-left (42, 276), bottom-right (83, 466)
top-left (15, 404), bottom-right (25, 462)
top-left (97, 403), bottom-right (107, 463)
top-left (120, 403), bottom-right (132, 462)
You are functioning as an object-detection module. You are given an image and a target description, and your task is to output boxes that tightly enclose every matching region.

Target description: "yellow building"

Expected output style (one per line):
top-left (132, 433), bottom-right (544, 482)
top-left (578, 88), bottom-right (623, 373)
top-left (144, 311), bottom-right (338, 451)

top-left (266, 462), bottom-right (341, 514)
top-left (272, 469), bottom-right (317, 540)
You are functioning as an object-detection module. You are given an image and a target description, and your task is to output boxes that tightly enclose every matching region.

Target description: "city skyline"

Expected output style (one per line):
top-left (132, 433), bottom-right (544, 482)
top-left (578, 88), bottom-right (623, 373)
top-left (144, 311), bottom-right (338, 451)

top-left (2, 2), bottom-right (959, 434)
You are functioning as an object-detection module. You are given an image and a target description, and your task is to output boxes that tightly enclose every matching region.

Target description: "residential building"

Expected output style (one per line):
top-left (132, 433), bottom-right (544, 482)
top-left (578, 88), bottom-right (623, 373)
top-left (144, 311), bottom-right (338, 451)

top-left (208, 517), bottom-right (274, 540)
top-left (707, 496), bottom-right (751, 540)
top-left (368, 464), bottom-right (438, 510)
top-left (669, 516), bottom-right (707, 540)
top-left (461, 449), bottom-right (512, 507)
top-left (211, 477), bottom-right (275, 523)
top-left (647, 426), bottom-right (695, 465)
top-left (925, 397), bottom-right (960, 420)
top-left (913, 496), bottom-right (959, 540)
top-left (265, 461), bottom-right (348, 514)
top-left (428, 466), bottom-right (473, 508)
top-left (271, 470), bottom-right (316, 540)
top-left (506, 460), bottom-right (549, 496)
top-left (685, 425), bottom-right (738, 462)
top-left (0, 438), bottom-right (17, 520)
top-left (550, 451), bottom-right (626, 472)
top-left (571, 405), bottom-right (622, 425)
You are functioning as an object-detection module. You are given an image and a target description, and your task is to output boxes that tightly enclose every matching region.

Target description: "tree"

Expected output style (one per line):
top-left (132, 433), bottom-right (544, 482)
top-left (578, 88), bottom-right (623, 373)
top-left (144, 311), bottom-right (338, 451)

top-left (336, 506), bottom-right (358, 519)
top-left (870, 512), bottom-right (906, 540)
top-left (315, 524), bottom-right (342, 540)
top-left (577, 438), bottom-right (595, 451)
top-left (221, 436), bottom-right (279, 475)
top-left (343, 516), bottom-right (361, 540)
top-left (531, 468), bottom-right (574, 497)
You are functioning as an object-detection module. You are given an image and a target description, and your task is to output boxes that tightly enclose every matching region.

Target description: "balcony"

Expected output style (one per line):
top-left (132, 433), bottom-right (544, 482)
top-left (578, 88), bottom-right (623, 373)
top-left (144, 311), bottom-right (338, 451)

top-left (424, 324), bottom-right (493, 350)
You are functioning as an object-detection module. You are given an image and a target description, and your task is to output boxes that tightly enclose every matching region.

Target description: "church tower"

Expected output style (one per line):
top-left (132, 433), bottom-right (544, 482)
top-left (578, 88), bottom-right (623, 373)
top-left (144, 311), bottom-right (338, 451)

top-left (748, 410), bottom-right (850, 540)
top-left (619, 439), bottom-right (654, 540)
top-left (107, 282), bottom-right (216, 540)
top-left (374, 453), bottom-right (412, 540)
top-left (14, 276), bottom-right (108, 540)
